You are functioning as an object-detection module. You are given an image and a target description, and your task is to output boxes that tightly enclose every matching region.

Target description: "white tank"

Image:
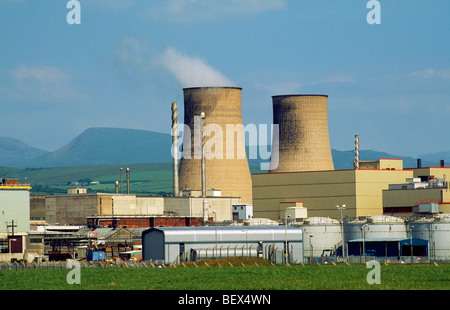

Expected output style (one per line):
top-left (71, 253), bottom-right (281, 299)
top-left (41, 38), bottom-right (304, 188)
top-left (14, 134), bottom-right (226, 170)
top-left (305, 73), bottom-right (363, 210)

top-left (412, 214), bottom-right (450, 261)
top-left (344, 216), bottom-right (407, 241)
top-left (298, 217), bottom-right (342, 259)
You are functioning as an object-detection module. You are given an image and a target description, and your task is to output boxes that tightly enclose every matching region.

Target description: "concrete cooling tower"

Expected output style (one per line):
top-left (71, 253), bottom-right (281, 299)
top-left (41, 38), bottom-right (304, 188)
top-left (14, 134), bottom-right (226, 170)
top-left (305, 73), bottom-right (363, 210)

top-left (178, 87), bottom-right (253, 204)
top-left (269, 94), bottom-right (334, 173)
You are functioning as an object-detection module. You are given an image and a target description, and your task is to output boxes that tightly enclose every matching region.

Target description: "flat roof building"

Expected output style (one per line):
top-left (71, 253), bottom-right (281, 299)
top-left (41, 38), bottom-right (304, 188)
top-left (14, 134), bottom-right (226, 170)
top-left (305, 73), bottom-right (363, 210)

top-left (142, 226), bottom-right (303, 264)
top-left (252, 159), bottom-right (413, 220)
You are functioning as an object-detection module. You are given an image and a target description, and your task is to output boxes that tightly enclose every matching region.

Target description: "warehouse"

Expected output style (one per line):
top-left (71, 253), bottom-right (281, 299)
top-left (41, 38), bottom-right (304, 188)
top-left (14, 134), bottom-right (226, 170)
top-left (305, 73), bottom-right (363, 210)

top-left (142, 226), bottom-right (303, 265)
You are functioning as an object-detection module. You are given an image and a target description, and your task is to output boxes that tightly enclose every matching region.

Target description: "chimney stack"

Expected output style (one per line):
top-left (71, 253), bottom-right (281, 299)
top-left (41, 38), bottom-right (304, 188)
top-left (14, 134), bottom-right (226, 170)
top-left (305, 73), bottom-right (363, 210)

top-left (172, 100), bottom-right (180, 197)
top-left (126, 167), bottom-right (130, 195)
top-left (353, 135), bottom-right (360, 170)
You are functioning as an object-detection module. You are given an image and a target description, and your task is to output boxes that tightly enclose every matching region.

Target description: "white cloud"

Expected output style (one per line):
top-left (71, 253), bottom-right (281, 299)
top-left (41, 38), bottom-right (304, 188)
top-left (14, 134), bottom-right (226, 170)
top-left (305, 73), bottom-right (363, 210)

top-left (142, 0), bottom-right (287, 23)
top-left (10, 64), bottom-right (84, 102)
top-left (409, 68), bottom-right (450, 80)
top-left (11, 64), bottom-right (68, 84)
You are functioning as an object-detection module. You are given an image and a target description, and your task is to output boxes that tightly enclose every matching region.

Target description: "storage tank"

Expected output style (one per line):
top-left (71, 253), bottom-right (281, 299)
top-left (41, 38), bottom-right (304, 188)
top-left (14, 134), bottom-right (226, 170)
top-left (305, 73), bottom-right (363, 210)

top-left (412, 214), bottom-right (450, 261)
top-left (178, 87), bottom-right (253, 204)
top-left (299, 217), bottom-right (342, 260)
top-left (344, 216), bottom-right (407, 241)
top-left (269, 95), bottom-right (334, 172)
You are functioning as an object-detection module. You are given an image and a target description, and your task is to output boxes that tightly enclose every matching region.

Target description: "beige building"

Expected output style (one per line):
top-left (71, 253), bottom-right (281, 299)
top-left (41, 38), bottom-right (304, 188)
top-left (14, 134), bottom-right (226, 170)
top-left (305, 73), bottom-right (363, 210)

top-left (252, 159), bottom-right (413, 220)
top-left (383, 166), bottom-right (450, 216)
top-left (31, 192), bottom-right (240, 225)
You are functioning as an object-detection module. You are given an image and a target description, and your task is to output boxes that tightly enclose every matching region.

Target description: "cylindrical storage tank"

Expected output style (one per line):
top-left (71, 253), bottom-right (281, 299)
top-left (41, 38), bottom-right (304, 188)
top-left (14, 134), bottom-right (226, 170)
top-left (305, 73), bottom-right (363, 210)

top-left (300, 217), bottom-right (342, 259)
top-left (345, 216), bottom-right (407, 241)
top-left (178, 87), bottom-right (253, 204)
top-left (412, 215), bottom-right (450, 262)
top-left (269, 95), bottom-right (334, 172)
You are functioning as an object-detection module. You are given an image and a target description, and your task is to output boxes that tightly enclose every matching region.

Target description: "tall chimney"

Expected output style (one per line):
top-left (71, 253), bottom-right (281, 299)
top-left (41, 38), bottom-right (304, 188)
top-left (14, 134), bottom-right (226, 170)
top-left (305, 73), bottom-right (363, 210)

top-left (353, 135), bottom-right (360, 169)
top-left (417, 159), bottom-right (422, 168)
top-left (270, 95), bottom-right (334, 172)
top-left (120, 167), bottom-right (123, 194)
top-left (440, 160), bottom-right (445, 168)
top-left (126, 167), bottom-right (130, 195)
top-left (172, 101), bottom-right (180, 197)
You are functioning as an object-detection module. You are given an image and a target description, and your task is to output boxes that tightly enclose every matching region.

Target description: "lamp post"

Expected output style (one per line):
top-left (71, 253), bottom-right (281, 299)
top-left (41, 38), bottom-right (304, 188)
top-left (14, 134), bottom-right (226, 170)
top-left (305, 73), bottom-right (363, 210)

top-left (361, 223), bottom-right (368, 262)
top-left (337, 204), bottom-right (346, 262)
top-left (284, 212), bottom-right (291, 264)
top-left (200, 111), bottom-right (206, 198)
top-left (410, 225), bottom-right (414, 263)
top-left (212, 210), bottom-right (217, 258)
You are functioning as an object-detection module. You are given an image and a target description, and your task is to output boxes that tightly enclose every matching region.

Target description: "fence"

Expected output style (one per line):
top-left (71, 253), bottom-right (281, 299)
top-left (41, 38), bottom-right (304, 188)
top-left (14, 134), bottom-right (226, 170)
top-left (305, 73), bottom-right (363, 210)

top-left (0, 260), bottom-right (153, 271)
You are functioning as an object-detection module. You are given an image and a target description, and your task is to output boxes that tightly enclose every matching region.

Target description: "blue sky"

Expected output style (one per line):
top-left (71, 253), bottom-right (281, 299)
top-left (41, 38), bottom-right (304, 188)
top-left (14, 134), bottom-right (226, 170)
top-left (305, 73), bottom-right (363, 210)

top-left (0, 0), bottom-right (449, 157)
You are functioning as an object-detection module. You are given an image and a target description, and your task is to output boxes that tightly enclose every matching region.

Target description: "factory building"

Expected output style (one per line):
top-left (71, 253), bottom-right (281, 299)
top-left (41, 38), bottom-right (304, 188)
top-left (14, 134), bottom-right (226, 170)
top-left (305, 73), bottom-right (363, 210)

top-left (30, 192), bottom-right (241, 227)
top-left (253, 159), bottom-right (413, 220)
top-left (142, 226), bottom-right (303, 265)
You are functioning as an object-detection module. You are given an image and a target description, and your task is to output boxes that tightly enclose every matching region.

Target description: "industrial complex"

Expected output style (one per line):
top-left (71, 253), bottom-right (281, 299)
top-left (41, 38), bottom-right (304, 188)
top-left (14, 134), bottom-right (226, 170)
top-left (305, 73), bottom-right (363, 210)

top-left (1, 87), bottom-right (449, 265)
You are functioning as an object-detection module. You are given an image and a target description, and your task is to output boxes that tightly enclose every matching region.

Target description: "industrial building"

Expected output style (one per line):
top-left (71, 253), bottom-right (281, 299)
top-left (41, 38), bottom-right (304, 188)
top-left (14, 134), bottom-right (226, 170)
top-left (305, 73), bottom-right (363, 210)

top-left (30, 192), bottom-right (241, 227)
top-left (253, 160), bottom-right (413, 220)
top-left (383, 166), bottom-right (450, 216)
top-left (0, 178), bottom-right (44, 262)
top-left (141, 226), bottom-right (303, 264)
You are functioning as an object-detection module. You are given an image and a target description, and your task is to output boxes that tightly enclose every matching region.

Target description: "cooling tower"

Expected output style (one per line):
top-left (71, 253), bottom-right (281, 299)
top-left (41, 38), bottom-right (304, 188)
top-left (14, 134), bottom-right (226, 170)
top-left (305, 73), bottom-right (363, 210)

top-left (178, 87), bottom-right (253, 204)
top-left (269, 94), bottom-right (334, 173)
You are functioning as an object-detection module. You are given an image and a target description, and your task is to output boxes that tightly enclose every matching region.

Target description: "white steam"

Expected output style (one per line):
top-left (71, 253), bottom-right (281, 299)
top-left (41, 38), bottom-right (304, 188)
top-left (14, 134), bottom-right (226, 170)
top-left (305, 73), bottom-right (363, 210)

top-left (158, 47), bottom-right (236, 88)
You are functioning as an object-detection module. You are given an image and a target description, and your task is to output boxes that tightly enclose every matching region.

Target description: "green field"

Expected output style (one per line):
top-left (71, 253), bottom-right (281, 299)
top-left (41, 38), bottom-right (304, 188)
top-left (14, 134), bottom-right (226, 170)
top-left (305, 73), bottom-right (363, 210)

top-left (0, 163), bottom-right (263, 196)
top-left (0, 259), bottom-right (448, 290)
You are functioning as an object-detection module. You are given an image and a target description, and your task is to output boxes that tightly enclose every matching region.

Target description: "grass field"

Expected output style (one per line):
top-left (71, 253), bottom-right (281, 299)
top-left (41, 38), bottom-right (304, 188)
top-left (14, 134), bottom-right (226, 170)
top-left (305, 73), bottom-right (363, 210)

top-left (0, 258), bottom-right (448, 290)
top-left (0, 163), bottom-right (263, 195)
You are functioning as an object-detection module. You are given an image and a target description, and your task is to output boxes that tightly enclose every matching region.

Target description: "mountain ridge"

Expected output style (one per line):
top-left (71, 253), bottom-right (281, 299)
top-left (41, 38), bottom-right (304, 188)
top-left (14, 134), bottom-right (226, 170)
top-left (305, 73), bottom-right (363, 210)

top-left (0, 127), bottom-right (447, 169)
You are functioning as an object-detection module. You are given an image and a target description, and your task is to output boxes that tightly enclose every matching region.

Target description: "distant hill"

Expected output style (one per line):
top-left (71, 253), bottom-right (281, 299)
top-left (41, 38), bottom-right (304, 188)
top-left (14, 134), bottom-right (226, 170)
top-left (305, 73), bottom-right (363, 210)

top-left (1, 127), bottom-right (444, 169)
top-left (13, 127), bottom-right (173, 168)
top-left (0, 136), bottom-right (48, 167)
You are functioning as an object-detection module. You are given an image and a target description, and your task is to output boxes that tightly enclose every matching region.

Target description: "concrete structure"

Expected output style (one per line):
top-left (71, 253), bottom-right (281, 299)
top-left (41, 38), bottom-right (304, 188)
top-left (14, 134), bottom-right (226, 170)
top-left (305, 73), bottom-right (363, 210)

top-left (269, 95), bottom-right (334, 173)
top-left (253, 160), bottom-right (413, 220)
top-left (178, 87), bottom-right (253, 204)
top-left (142, 226), bottom-right (303, 264)
top-left (30, 193), bottom-right (241, 226)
